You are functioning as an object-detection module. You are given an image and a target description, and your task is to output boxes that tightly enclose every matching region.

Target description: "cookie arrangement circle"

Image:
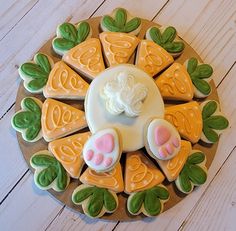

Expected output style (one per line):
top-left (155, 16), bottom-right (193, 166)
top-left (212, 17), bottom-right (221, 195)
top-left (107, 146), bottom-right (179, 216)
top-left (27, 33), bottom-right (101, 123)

top-left (13, 8), bottom-right (229, 221)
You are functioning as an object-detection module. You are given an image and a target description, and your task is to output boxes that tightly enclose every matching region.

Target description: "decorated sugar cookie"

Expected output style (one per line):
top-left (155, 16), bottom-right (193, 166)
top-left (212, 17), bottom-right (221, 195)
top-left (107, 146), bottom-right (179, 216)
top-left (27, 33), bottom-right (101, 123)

top-left (165, 101), bottom-right (203, 143)
top-left (145, 118), bottom-right (181, 160)
top-left (41, 98), bottom-right (87, 142)
top-left (72, 184), bottom-right (118, 218)
top-left (175, 150), bottom-right (207, 194)
top-left (83, 128), bottom-right (121, 172)
top-left (135, 40), bottom-right (174, 77)
top-left (52, 21), bottom-right (92, 56)
top-left (30, 150), bottom-right (70, 191)
top-left (146, 26), bottom-right (185, 58)
top-left (48, 132), bottom-right (91, 178)
top-left (185, 57), bottom-right (213, 98)
top-left (201, 100), bottom-right (229, 143)
top-left (125, 151), bottom-right (169, 216)
top-left (19, 53), bottom-right (54, 93)
top-left (100, 8), bottom-right (141, 35)
top-left (156, 140), bottom-right (191, 181)
top-left (155, 63), bottom-right (194, 101)
top-left (43, 61), bottom-right (89, 99)
top-left (63, 38), bottom-right (105, 80)
top-left (99, 32), bottom-right (140, 66)
top-left (11, 97), bottom-right (42, 142)
top-left (80, 163), bottom-right (124, 193)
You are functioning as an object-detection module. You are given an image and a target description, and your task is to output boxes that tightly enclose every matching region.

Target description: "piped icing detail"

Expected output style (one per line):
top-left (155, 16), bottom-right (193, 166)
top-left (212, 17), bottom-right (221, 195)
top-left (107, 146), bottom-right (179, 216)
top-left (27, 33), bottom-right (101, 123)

top-left (83, 128), bottom-right (121, 172)
top-left (201, 100), bottom-right (229, 143)
top-left (125, 151), bottom-right (165, 193)
top-left (136, 40), bottom-right (174, 77)
top-left (43, 61), bottom-right (89, 99)
top-left (155, 63), bottom-right (194, 101)
top-left (11, 97), bottom-right (42, 142)
top-left (63, 38), bottom-right (105, 79)
top-left (100, 72), bottom-right (148, 117)
top-left (48, 132), bottom-right (91, 178)
top-left (80, 163), bottom-right (124, 193)
top-left (41, 98), bottom-right (87, 141)
top-left (146, 118), bottom-right (181, 160)
top-left (165, 101), bottom-right (203, 143)
top-left (99, 32), bottom-right (140, 66)
top-left (156, 140), bottom-right (191, 181)
top-left (19, 53), bottom-right (54, 93)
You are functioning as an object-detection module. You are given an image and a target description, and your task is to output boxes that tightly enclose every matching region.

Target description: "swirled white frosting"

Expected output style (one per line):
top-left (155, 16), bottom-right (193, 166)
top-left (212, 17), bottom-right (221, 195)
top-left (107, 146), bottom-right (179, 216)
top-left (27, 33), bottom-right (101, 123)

top-left (100, 72), bottom-right (148, 117)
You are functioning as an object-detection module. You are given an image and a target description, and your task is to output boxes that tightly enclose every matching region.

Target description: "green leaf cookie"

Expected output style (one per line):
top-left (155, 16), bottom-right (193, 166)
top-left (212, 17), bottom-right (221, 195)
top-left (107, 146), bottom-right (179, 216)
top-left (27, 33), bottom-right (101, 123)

top-left (127, 185), bottom-right (169, 217)
top-left (146, 26), bottom-right (185, 56)
top-left (72, 185), bottom-right (118, 218)
top-left (11, 97), bottom-right (42, 142)
top-left (175, 151), bottom-right (207, 194)
top-left (201, 100), bottom-right (229, 143)
top-left (30, 150), bottom-right (70, 191)
top-left (19, 53), bottom-right (53, 93)
top-left (186, 57), bottom-right (213, 97)
top-left (101, 8), bottom-right (141, 34)
top-left (52, 21), bottom-right (91, 56)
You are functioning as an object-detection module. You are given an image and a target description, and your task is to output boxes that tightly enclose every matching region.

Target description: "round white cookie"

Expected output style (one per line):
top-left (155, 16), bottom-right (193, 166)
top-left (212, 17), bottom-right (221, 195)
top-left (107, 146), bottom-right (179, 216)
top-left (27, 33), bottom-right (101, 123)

top-left (85, 64), bottom-right (164, 152)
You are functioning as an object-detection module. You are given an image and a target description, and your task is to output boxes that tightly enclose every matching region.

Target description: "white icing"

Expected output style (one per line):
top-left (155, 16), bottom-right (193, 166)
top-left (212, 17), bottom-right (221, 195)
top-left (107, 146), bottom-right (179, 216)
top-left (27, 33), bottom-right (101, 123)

top-left (146, 118), bottom-right (181, 160)
top-left (85, 64), bottom-right (164, 152)
top-left (100, 72), bottom-right (148, 117)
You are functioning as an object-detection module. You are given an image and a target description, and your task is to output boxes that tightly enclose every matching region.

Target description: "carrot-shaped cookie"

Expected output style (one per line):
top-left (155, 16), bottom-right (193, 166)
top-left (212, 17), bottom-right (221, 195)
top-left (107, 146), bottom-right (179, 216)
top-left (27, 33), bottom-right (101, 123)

top-left (165, 101), bottom-right (203, 143)
top-left (155, 63), bottom-right (194, 101)
top-left (201, 100), bottom-right (229, 143)
top-left (135, 40), bottom-right (174, 77)
top-left (41, 98), bottom-right (87, 141)
top-left (11, 97), bottom-right (43, 142)
top-left (52, 21), bottom-right (92, 56)
top-left (100, 8), bottom-right (141, 35)
top-left (125, 151), bottom-right (169, 217)
top-left (175, 150), bottom-right (207, 194)
top-left (48, 132), bottom-right (91, 178)
top-left (19, 53), bottom-right (54, 93)
top-left (146, 26), bottom-right (185, 58)
top-left (30, 150), bottom-right (70, 192)
top-left (99, 32), bottom-right (140, 66)
top-left (63, 38), bottom-right (105, 80)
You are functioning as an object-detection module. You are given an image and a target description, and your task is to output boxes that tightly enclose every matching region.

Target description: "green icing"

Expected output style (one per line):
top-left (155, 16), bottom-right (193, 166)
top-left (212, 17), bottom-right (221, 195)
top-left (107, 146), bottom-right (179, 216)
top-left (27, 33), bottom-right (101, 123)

top-left (187, 57), bottom-right (213, 95)
top-left (12, 97), bottom-right (41, 141)
top-left (102, 8), bottom-right (141, 33)
top-left (177, 151), bottom-right (207, 194)
top-left (72, 186), bottom-right (117, 217)
top-left (149, 26), bottom-right (185, 53)
top-left (20, 53), bottom-right (51, 92)
top-left (31, 153), bottom-right (68, 191)
top-left (53, 21), bottom-right (90, 53)
top-left (202, 100), bottom-right (229, 143)
top-left (129, 186), bottom-right (169, 216)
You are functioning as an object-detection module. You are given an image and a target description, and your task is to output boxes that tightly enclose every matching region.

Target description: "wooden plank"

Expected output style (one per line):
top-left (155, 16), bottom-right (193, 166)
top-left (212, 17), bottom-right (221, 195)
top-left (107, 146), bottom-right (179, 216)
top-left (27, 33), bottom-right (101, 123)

top-left (0, 0), bottom-right (105, 118)
top-left (154, 0), bottom-right (236, 85)
top-left (181, 147), bottom-right (236, 231)
top-left (0, 0), bottom-right (39, 41)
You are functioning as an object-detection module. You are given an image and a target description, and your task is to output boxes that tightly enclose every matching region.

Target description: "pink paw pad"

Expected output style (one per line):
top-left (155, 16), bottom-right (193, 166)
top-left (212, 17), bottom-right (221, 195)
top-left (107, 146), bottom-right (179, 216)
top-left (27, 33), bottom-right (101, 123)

top-left (159, 147), bottom-right (168, 158)
top-left (155, 126), bottom-right (171, 146)
top-left (93, 153), bottom-right (104, 165)
top-left (104, 157), bottom-right (113, 167)
top-left (85, 150), bottom-right (94, 161)
top-left (172, 137), bottom-right (180, 148)
top-left (95, 133), bottom-right (114, 153)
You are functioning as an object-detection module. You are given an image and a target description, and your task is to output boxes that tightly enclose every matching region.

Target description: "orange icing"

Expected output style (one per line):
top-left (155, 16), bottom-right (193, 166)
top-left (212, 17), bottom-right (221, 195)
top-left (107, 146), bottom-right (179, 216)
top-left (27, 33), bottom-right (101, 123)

top-left (41, 98), bottom-right (87, 141)
top-left (63, 38), bottom-right (105, 79)
top-left (99, 32), bottom-right (140, 66)
top-left (44, 61), bottom-right (89, 98)
top-left (80, 163), bottom-right (124, 193)
top-left (125, 151), bottom-right (165, 193)
top-left (49, 132), bottom-right (91, 178)
top-left (165, 101), bottom-right (202, 143)
top-left (155, 63), bottom-right (194, 101)
top-left (157, 140), bottom-right (191, 181)
top-left (136, 40), bottom-right (174, 77)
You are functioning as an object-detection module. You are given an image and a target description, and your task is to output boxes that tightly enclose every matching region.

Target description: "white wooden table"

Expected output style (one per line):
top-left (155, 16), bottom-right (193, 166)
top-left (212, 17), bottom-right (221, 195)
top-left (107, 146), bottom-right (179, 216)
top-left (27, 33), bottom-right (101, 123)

top-left (0, 0), bottom-right (236, 230)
